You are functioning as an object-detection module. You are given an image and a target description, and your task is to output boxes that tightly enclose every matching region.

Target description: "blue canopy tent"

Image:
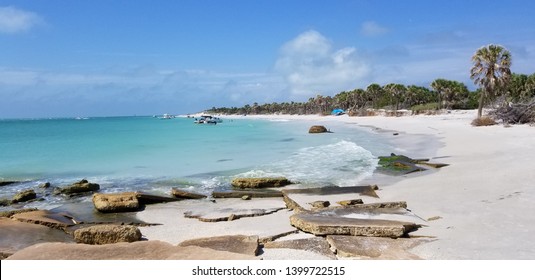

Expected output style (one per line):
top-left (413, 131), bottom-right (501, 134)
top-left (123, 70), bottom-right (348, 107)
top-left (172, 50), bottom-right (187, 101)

top-left (331, 108), bottom-right (345, 115)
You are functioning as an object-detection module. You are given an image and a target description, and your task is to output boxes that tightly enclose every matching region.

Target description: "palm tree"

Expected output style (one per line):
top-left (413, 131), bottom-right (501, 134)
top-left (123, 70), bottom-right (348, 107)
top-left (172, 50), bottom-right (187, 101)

top-left (384, 83), bottom-right (406, 111)
top-left (470, 44), bottom-right (512, 118)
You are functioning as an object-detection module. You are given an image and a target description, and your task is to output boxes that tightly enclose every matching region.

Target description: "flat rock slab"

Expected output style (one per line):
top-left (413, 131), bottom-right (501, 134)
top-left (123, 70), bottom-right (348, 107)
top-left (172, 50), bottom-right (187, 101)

top-left (136, 200), bottom-right (296, 245)
top-left (171, 188), bottom-right (207, 199)
top-left (6, 241), bottom-right (258, 260)
top-left (184, 197), bottom-right (286, 222)
top-left (51, 201), bottom-right (149, 225)
top-left (0, 218), bottom-right (74, 258)
top-left (290, 207), bottom-right (423, 238)
top-left (282, 186), bottom-right (380, 212)
top-left (231, 177), bottom-right (293, 189)
top-left (11, 210), bottom-right (78, 230)
top-left (178, 235), bottom-right (259, 256)
top-left (263, 237), bottom-right (336, 259)
top-left (326, 235), bottom-right (431, 259)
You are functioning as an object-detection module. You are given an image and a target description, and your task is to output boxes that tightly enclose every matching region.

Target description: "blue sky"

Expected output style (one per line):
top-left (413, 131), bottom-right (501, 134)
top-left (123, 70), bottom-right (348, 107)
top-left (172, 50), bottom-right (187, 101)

top-left (1, 0), bottom-right (534, 118)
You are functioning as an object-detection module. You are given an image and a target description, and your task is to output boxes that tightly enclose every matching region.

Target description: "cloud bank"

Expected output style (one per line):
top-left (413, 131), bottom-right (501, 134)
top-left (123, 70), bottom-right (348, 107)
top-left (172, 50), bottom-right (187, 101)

top-left (0, 6), bottom-right (42, 34)
top-left (275, 30), bottom-right (370, 98)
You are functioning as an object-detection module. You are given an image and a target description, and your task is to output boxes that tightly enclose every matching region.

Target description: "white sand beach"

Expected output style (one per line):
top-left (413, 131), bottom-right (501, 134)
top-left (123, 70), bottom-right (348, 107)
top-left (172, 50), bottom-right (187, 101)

top-left (167, 110), bottom-right (535, 260)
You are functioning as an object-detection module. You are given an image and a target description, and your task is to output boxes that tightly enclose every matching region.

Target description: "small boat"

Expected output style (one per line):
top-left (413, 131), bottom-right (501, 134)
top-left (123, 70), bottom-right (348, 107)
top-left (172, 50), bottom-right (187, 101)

top-left (159, 114), bottom-right (175, 119)
top-left (194, 115), bottom-right (222, 124)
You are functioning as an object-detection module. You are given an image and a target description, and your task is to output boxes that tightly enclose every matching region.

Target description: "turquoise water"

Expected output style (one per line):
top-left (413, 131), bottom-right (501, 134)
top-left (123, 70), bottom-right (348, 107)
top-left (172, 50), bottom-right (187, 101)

top-left (0, 116), bottom-right (393, 208)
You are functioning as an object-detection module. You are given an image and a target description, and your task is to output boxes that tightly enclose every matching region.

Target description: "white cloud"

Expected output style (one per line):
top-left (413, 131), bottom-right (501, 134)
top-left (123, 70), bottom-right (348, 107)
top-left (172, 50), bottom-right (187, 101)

top-left (360, 21), bottom-right (388, 37)
top-left (0, 6), bottom-right (42, 34)
top-left (275, 30), bottom-right (370, 97)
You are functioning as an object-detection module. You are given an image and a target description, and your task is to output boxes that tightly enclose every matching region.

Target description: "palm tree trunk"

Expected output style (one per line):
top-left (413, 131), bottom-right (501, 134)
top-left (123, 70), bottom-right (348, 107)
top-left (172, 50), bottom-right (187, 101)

top-left (477, 90), bottom-right (485, 118)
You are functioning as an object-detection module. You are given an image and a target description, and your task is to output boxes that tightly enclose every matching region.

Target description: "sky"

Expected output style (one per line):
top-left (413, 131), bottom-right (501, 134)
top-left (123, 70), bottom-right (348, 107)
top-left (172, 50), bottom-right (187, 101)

top-left (1, 0), bottom-right (534, 118)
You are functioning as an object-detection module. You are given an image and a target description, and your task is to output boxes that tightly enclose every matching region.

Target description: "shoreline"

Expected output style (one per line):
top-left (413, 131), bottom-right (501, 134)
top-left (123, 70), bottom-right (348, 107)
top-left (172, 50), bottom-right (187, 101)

top-left (219, 110), bottom-right (535, 259)
top-left (3, 110), bottom-right (535, 259)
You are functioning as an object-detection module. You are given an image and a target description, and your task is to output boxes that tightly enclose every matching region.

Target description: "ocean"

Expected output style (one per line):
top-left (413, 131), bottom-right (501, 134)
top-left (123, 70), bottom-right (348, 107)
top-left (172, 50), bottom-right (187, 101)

top-left (0, 115), bottom-right (394, 209)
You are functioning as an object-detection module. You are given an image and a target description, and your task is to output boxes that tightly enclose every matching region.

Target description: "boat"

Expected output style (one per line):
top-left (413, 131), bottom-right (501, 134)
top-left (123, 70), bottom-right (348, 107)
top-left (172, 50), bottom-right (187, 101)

top-left (194, 115), bottom-right (222, 124)
top-left (158, 114), bottom-right (175, 119)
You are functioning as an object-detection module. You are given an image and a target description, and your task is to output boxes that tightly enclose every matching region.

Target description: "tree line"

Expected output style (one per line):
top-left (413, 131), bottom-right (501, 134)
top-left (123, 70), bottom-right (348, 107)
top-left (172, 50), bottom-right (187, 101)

top-left (207, 45), bottom-right (534, 118)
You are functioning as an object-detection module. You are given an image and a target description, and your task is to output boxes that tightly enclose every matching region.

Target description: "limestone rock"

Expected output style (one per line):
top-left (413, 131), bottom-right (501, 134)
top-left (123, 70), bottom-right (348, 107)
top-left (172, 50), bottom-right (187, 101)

top-left (0, 199), bottom-right (11, 207)
top-left (212, 190), bottom-right (283, 198)
top-left (178, 235), bottom-right (259, 256)
top-left (326, 235), bottom-right (429, 259)
top-left (183, 197), bottom-right (287, 222)
top-left (11, 210), bottom-right (78, 230)
top-left (136, 193), bottom-right (180, 204)
top-left (308, 125), bottom-right (328, 133)
top-left (6, 241), bottom-right (258, 260)
top-left (0, 218), bottom-right (74, 259)
top-left (55, 179), bottom-right (100, 195)
top-left (0, 208), bottom-right (38, 218)
top-left (332, 201), bottom-right (408, 210)
top-left (171, 188), bottom-right (207, 199)
top-left (231, 177), bottom-right (292, 189)
top-left (92, 192), bottom-right (140, 213)
top-left (38, 182), bottom-right (51, 188)
top-left (0, 180), bottom-right (19, 187)
top-left (74, 225), bottom-right (142, 245)
top-left (309, 200), bottom-right (330, 208)
top-left (337, 199), bottom-right (364, 206)
top-left (282, 185), bottom-right (380, 212)
top-left (11, 189), bottom-right (36, 203)
top-left (263, 237), bottom-right (336, 259)
top-left (184, 207), bottom-right (285, 222)
top-left (290, 207), bottom-right (421, 238)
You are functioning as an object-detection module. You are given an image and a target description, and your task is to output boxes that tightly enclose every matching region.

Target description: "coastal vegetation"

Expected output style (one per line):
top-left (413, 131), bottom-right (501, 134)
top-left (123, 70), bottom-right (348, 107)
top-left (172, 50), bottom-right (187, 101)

top-left (208, 44), bottom-right (535, 124)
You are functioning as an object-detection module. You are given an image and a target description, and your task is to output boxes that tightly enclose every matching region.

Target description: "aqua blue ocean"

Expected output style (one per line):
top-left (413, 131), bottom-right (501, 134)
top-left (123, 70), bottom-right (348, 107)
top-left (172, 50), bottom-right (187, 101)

top-left (0, 116), bottom-right (393, 209)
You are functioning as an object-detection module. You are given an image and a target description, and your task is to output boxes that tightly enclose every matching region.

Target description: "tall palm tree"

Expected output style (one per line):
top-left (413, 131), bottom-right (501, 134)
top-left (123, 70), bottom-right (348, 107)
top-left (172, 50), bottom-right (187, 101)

top-left (470, 44), bottom-right (512, 118)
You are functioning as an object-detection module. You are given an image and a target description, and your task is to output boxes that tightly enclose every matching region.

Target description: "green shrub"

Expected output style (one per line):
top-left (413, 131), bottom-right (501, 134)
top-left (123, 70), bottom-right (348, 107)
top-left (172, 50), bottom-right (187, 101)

top-left (411, 103), bottom-right (439, 111)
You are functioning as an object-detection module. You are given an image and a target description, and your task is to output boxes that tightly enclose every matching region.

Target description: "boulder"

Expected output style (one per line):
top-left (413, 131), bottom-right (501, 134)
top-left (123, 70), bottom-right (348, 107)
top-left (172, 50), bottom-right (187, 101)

top-left (231, 177), bottom-right (292, 189)
top-left (55, 179), bottom-right (100, 195)
top-left (178, 235), bottom-right (259, 256)
top-left (11, 210), bottom-right (78, 230)
top-left (92, 192), bottom-right (140, 213)
top-left (170, 188), bottom-right (207, 199)
top-left (92, 192), bottom-right (180, 213)
top-left (74, 225), bottom-right (142, 245)
top-left (6, 241), bottom-right (258, 260)
top-left (308, 125), bottom-right (328, 133)
top-left (11, 189), bottom-right (36, 203)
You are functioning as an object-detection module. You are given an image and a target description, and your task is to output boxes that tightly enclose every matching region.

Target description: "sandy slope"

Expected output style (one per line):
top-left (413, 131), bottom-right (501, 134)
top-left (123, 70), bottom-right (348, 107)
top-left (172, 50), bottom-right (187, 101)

top-left (231, 110), bottom-right (535, 259)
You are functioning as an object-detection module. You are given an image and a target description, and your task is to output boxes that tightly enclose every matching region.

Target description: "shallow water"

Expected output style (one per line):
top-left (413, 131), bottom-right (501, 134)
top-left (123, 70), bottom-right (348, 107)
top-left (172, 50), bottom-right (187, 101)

top-left (0, 116), bottom-right (394, 209)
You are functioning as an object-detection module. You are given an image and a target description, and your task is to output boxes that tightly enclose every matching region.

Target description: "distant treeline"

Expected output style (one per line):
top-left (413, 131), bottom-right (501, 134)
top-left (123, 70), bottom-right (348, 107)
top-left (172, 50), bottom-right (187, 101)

top-left (207, 73), bottom-right (535, 116)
